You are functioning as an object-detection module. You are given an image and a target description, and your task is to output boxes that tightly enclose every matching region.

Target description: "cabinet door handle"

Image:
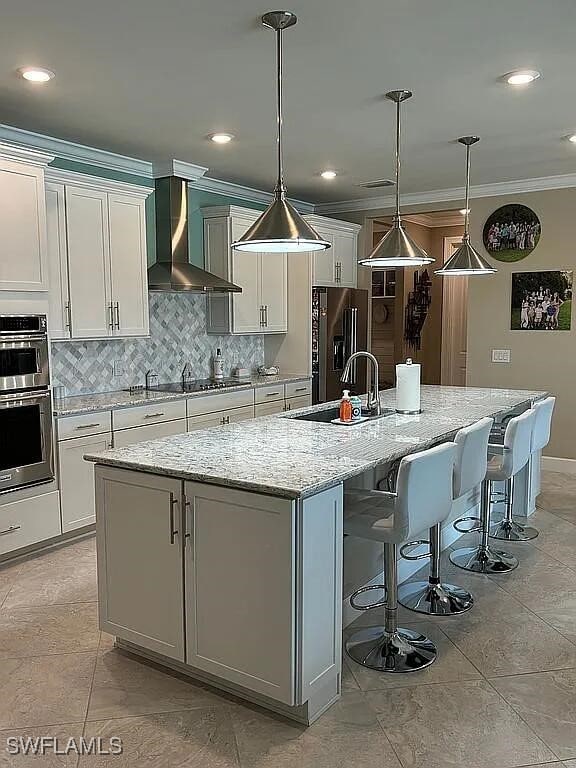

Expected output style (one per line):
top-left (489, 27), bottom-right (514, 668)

top-left (260, 306), bottom-right (265, 327)
top-left (0, 525), bottom-right (21, 537)
top-left (265, 391), bottom-right (281, 397)
top-left (169, 495), bottom-right (179, 545)
top-left (108, 303), bottom-right (115, 329)
top-left (294, 387), bottom-right (308, 393)
top-left (264, 305), bottom-right (268, 327)
top-left (143, 412), bottom-right (165, 419)
top-left (114, 301), bottom-right (120, 330)
top-left (64, 301), bottom-right (71, 331)
top-left (184, 496), bottom-right (193, 555)
top-left (74, 422), bottom-right (101, 431)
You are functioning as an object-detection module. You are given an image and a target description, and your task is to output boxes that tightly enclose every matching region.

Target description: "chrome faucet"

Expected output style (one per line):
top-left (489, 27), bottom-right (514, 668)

top-left (341, 351), bottom-right (381, 416)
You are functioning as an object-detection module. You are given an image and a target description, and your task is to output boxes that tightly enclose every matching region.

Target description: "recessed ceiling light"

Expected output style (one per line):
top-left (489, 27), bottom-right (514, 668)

top-left (320, 170), bottom-right (337, 180)
top-left (18, 66), bottom-right (55, 83)
top-left (208, 133), bottom-right (234, 144)
top-left (504, 69), bottom-right (540, 86)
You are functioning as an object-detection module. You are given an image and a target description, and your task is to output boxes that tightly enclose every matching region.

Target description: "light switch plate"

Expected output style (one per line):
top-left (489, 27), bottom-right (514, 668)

top-left (492, 349), bottom-right (511, 363)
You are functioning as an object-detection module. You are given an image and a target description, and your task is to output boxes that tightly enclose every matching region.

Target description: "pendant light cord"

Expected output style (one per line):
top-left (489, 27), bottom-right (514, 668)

top-left (394, 98), bottom-right (401, 222)
top-left (463, 143), bottom-right (471, 239)
top-left (275, 27), bottom-right (286, 198)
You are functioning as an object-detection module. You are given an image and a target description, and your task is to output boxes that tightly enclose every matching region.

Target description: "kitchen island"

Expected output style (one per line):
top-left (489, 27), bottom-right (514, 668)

top-left (86, 385), bottom-right (545, 724)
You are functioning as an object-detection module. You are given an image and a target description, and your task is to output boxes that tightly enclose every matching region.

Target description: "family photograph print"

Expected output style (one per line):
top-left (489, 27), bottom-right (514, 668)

top-left (511, 270), bottom-right (572, 331)
top-left (483, 203), bottom-right (541, 262)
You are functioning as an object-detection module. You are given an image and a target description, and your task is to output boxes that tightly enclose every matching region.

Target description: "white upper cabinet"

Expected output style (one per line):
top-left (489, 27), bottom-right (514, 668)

top-left (0, 145), bottom-right (54, 292)
top-left (45, 169), bottom-right (152, 340)
top-left (203, 206), bottom-right (288, 335)
top-left (304, 215), bottom-right (361, 288)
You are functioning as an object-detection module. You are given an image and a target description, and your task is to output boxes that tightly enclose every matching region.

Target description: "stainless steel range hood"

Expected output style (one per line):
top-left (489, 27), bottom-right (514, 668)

top-left (148, 176), bottom-right (241, 293)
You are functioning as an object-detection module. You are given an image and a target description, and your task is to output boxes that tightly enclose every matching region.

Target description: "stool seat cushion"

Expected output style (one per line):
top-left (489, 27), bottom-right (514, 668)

top-left (344, 490), bottom-right (397, 543)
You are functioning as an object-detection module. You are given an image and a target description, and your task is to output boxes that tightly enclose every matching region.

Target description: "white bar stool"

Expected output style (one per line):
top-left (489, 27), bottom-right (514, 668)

top-left (451, 409), bottom-right (534, 574)
top-left (398, 417), bottom-right (493, 616)
top-left (344, 442), bottom-right (456, 673)
top-left (490, 396), bottom-right (555, 542)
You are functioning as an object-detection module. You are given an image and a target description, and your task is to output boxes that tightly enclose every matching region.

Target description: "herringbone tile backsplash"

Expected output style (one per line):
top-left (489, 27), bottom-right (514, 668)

top-left (51, 293), bottom-right (264, 395)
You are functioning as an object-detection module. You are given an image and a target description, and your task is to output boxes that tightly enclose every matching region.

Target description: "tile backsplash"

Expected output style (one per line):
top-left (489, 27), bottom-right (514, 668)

top-left (50, 292), bottom-right (264, 396)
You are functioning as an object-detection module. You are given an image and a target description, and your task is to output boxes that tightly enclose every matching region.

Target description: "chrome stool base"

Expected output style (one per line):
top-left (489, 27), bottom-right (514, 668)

top-left (490, 518), bottom-right (539, 542)
top-left (345, 625), bottom-right (437, 673)
top-left (398, 580), bottom-right (474, 616)
top-left (450, 545), bottom-right (519, 574)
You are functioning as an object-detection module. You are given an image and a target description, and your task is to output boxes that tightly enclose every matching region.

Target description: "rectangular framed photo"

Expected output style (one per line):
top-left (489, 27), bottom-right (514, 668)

top-left (511, 270), bottom-right (573, 331)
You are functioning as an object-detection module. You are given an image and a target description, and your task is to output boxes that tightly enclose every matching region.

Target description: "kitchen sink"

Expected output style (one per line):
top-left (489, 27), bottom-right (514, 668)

top-left (292, 406), bottom-right (394, 424)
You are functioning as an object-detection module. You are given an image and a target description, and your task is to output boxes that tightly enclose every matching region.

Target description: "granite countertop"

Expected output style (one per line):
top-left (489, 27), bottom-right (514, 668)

top-left (85, 384), bottom-right (546, 499)
top-left (53, 373), bottom-right (311, 416)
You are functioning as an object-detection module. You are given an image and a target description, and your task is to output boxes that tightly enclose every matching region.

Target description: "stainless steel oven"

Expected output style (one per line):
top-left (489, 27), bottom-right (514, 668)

top-left (0, 315), bottom-right (49, 392)
top-left (0, 315), bottom-right (54, 494)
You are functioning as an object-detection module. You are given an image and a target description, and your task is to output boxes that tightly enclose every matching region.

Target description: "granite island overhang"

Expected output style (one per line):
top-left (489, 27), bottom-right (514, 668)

top-left (85, 385), bottom-right (546, 725)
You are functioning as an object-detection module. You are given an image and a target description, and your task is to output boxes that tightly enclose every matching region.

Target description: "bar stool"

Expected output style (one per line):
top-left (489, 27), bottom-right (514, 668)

top-left (490, 396), bottom-right (555, 542)
top-left (344, 442), bottom-right (456, 673)
top-left (398, 417), bottom-right (493, 616)
top-left (451, 408), bottom-right (534, 574)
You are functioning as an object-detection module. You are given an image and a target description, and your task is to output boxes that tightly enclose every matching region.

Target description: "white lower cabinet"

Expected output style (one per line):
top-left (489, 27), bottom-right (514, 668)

top-left (58, 431), bottom-right (112, 532)
top-left (187, 405), bottom-right (254, 431)
top-left (95, 468), bottom-right (184, 661)
top-left (183, 481), bottom-right (297, 704)
top-left (255, 400), bottom-right (285, 417)
top-left (284, 394), bottom-right (312, 411)
top-left (0, 491), bottom-right (61, 557)
top-left (113, 418), bottom-right (186, 448)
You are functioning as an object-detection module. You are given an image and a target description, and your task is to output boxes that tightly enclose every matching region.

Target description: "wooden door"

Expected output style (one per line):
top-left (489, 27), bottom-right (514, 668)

top-left (65, 186), bottom-right (111, 338)
top-left (312, 231), bottom-right (336, 286)
top-left (58, 432), bottom-right (112, 532)
top-left (45, 183), bottom-right (71, 339)
top-left (259, 252), bottom-right (288, 332)
top-left (95, 467), bottom-right (185, 661)
top-left (335, 231), bottom-right (357, 288)
top-left (441, 236), bottom-right (468, 386)
top-left (108, 194), bottom-right (149, 337)
top-left (231, 219), bottom-right (260, 332)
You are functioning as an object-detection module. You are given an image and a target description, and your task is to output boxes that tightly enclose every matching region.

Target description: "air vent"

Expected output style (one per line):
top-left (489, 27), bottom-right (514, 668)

top-left (357, 179), bottom-right (395, 189)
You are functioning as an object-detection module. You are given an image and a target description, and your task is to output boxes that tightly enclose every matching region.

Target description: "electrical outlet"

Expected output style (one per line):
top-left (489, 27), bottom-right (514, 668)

top-left (113, 360), bottom-right (125, 377)
top-left (491, 349), bottom-right (511, 363)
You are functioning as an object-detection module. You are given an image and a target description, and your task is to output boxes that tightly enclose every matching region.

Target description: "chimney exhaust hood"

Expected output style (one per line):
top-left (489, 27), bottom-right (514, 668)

top-left (148, 176), bottom-right (241, 293)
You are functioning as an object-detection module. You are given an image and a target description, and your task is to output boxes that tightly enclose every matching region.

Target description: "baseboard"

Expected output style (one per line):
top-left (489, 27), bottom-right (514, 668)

top-left (541, 456), bottom-right (576, 474)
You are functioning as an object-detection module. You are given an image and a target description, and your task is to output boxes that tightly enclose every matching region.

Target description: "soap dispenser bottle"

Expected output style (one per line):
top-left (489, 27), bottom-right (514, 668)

top-left (339, 389), bottom-right (352, 423)
top-left (213, 348), bottom-right (224, 381)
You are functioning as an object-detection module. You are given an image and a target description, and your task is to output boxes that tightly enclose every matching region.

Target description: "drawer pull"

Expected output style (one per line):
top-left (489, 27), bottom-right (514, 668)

top-left (143, 412), bottom-right (165, 419)
top-left (169, 495), bottom-right (179, 545)
top-left (0, 525), bottom-right (21, 537)
top-left (0, 474), bottom-right (13, 483)
top-left (265, 392), bottom-right (281, 397)
top-left (294, 387), bottom-right (308, 392)
top-left (75, 423), bottom-right (101, 431)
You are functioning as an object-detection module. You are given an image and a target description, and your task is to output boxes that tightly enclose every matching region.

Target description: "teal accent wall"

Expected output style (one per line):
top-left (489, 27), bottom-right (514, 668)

top-left (49, 157), bottom-right (268, 268)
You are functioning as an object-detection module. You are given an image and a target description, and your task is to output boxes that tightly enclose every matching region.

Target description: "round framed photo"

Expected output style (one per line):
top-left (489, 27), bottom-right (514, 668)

top-left (483, 204), bottom-right (541, 262)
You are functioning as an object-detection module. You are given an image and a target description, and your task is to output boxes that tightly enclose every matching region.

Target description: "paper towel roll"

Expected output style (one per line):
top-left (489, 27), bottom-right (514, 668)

top-left (396, 358), bottom-right (421, 413)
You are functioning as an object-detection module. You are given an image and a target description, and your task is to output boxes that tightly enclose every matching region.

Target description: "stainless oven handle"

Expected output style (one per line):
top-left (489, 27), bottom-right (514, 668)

top-left (0, 525), bottom-right (21, 536)
top-left (0, 390), bottom-right (51, 405)
top-left (0, 334), bottom-right (47, 343)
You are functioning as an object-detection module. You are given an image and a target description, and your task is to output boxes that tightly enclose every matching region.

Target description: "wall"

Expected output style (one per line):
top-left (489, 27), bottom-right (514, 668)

top-left (467, 188), bottom-right (575, 460)
top-left (51, 292), bottom-right (264, 395)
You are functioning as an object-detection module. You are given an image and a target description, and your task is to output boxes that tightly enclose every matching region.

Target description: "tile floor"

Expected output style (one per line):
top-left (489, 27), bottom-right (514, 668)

top-left (0, 471), bottom-right (575, 766)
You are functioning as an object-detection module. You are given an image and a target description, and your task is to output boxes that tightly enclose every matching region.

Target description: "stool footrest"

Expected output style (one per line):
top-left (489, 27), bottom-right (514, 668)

top-left (399, 540), bottom-right (431, 561)
top-left (350, 584), bottom-right (387, 611)
top-left (453, 516), bottom-right (482, 534)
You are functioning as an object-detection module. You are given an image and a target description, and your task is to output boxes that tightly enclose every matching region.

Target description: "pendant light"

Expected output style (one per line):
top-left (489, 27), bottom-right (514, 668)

top-left (359, 90), bottom-right (433, 268)
top-left (232, 11), bottom-right (329, 253)
top-left (436, 137), bottom-right (497, 276)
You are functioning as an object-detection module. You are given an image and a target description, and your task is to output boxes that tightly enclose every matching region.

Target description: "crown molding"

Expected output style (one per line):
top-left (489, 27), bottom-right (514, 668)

top-left (403, 212), bottom-right (465, 228)
top-left (189, 175), bottom-right (315, 214)
top-left (315, 173), bottom-right (576, 215)
top-left (45, 167), bottom-right (153, 197)
top-left (304, 213), bottom-right (362, 232)
top-left (152, 159), bottom-right (208, 181)
top-left (0, 124), bottom-right (154, 177)
top-left (0, 141), bottom-right (54, 167)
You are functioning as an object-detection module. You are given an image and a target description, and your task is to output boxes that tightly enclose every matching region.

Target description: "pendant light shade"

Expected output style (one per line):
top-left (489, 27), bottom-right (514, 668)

top-left (232, 11), bottom-right (329, 254)
top-left (436, 137), bottom-right (497, 276)
top-left (359, 90), bottom-right (433, 268)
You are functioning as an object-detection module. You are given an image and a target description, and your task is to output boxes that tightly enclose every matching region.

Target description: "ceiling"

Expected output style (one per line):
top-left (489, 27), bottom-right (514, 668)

top-left (2, 0), bottom-right (576, 204)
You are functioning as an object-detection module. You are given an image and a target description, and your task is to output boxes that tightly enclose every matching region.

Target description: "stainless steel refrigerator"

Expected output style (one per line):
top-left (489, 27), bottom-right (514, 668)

top-left (312, 287), bottom-right (369, 404)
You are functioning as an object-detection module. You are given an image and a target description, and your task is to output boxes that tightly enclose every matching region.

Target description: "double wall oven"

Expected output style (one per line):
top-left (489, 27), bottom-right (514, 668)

top-left (0, 315), bottom-right (54, 494)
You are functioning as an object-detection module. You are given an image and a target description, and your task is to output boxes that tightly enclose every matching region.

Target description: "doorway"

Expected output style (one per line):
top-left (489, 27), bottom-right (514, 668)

top-left (441, 236), bottom-right (468, 386)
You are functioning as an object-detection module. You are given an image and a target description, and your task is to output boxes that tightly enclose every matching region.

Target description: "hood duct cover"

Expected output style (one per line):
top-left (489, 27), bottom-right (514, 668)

top-left (148, 176), bottom-right (241, 293)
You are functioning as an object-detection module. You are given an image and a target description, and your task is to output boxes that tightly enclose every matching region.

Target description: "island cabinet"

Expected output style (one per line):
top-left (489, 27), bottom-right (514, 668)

top-left (202, 206), bottom-right (288, 334)
top-left (45, 169), bottom-right (153, 340)
top-left (94, 465), bottom-right (343, 722)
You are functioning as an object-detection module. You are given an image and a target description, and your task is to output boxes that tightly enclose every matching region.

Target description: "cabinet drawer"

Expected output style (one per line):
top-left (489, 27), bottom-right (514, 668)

top-left (187, 406), bottom-right (254, 431)
top-left (112, 399), bottom-right (186, 430)
top-left (58, 411), bottom-right (112, 440)
top-left (284, 380), bottom-right (312, 399)
top-left (255, 400), bottom-right (285, 418)
top-left (254, 384), bottom-right (285, 404)
top-left (186, 389), bottom-right (254, 417)
top-left (284, 394), bottom-right (312, 411)
top-left (113, 419), bottom-right (187, 448)
top-left (0, 491), bottom-right (61, 557)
